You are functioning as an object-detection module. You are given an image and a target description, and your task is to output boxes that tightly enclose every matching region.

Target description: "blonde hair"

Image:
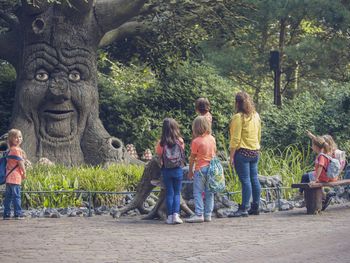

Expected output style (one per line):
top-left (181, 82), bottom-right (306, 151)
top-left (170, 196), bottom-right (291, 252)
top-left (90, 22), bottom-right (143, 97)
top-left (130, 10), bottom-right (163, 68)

top-left (322, 135), bottom-right (337, 153)
top-left (235, 91), bottom-right (256, 117)
top-left (312, 136), bottom-right (331, 154)
top-left (192, 116), bottom-right (211, 138)
top-left (7, 129), bottom-right (22, 147)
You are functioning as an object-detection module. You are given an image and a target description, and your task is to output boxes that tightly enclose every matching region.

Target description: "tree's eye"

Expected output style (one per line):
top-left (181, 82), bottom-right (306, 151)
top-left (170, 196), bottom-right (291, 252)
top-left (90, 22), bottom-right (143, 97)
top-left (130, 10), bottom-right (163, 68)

top-left (35, 71), bottom-right (49, 82)
top-left (68, 71), bottom-right (81, 82)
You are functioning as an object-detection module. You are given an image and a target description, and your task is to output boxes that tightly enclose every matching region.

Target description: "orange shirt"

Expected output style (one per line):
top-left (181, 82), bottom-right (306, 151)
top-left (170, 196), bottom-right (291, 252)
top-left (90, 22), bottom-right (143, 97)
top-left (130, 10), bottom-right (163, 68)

top-left (191, 134), bottom-right (216, 171)
top-left (155, 138), bottom-right (185, 157)
top-left (6, 146), bottom-right (25, 185)
top-left (315, 154), bottom-right (331, 183)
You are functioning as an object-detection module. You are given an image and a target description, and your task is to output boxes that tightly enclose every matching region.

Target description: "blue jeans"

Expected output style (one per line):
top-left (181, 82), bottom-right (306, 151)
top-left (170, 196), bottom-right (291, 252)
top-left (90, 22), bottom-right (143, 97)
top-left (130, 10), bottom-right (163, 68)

top-left (234, 151), bottom-right (261, 210)
top-left (193, 166), bottom-right (214, 217)
top-left (4, 183), bottom-right (23, 218)
top-left (162, 167), bottom-right (183, 216)
top-left (299, 171), bottom-right (315, 193)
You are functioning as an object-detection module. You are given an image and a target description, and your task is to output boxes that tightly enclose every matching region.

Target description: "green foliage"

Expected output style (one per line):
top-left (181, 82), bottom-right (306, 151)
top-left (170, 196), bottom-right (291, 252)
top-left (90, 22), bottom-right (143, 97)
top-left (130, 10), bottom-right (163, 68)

top-left (99, 59), bottom-right (238, 153)
top-left (0, 61), bottom-right (16, 135)
top-left (21, 164), bottom-right (144, 208)
top-left (262, 92), bottom-right (323, 148)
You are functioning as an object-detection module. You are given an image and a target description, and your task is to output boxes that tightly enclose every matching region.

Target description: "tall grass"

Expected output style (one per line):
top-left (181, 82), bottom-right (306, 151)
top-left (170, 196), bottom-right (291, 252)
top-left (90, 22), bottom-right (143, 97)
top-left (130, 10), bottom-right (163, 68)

top-left (223, 144), bottom-right (314, 201)
top-left (21, 164), bottom-right (144, 208)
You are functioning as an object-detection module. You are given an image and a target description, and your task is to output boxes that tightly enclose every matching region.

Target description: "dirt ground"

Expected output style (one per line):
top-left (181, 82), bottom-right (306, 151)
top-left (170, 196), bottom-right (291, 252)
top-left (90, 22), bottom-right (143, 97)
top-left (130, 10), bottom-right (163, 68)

top-left (1, 203), bottom-right (350, 263)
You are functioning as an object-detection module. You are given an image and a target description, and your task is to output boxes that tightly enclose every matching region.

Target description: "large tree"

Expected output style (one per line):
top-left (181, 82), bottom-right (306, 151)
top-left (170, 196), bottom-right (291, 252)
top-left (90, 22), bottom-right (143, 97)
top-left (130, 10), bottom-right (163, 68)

top-left (0, 0), bottom-right (148, 166)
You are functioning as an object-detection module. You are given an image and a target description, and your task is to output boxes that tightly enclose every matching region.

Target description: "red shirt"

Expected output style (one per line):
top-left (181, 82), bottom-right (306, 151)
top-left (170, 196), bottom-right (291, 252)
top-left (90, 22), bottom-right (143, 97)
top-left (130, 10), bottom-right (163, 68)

top-left (155, 138), bottom-right (185, 157)
top-left (6, 146), bottom-right (25, 185)
top-left (315, 154), bottom-right (332, 183)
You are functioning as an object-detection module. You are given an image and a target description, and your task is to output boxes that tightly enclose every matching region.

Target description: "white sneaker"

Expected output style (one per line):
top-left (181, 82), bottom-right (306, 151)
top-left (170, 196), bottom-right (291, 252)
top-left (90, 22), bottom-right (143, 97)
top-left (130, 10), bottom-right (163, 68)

top-left (165, 215), bottom-right (173, 224)
top-left (186, 214), bottom-right (204, 223)
top-left (173, 213), bottom-right (183, 224)
top-left (204, 215), bottom-right (212, 222)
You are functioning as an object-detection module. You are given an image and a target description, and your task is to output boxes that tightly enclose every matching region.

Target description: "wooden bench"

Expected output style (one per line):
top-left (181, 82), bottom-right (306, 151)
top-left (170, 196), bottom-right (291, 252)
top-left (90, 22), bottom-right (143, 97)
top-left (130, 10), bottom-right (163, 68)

top-left (291, 179), bottom-right (350, 214)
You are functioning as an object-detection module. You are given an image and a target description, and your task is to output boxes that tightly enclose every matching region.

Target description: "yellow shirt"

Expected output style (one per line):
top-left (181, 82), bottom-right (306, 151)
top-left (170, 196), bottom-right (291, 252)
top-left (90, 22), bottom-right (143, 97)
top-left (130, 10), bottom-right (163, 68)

top-left (229, 112), bottom-right (261, 151)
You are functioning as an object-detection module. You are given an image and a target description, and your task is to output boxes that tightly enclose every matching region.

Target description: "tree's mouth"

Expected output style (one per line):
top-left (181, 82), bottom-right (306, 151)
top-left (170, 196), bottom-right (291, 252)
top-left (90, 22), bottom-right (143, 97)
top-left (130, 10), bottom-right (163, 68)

top-left (44, 110), bottom-right (74, 115)
top-left (43, 109), bottom-right (75, 121)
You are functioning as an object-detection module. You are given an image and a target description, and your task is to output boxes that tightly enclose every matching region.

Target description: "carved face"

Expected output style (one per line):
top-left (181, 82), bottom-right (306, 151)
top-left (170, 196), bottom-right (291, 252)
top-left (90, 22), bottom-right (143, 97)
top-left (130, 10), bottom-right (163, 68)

top-left (18, 44), bottom-right (98, 143)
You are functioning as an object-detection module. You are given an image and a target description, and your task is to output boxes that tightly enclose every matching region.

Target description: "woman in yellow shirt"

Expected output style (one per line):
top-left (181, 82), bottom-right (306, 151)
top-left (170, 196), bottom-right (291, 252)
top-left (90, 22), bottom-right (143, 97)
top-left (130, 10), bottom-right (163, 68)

top-left (228, 91), bottom-right (261, 217)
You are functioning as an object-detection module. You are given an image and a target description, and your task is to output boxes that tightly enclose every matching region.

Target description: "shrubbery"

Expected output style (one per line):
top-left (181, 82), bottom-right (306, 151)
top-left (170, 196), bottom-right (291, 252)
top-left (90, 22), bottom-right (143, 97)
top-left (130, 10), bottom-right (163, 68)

top-left (99, 59), bottom-right (238, 154)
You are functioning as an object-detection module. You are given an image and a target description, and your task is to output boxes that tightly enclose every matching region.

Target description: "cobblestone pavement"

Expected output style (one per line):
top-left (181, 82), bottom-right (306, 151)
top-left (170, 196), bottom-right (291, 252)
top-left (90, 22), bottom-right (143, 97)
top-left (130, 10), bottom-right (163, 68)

top-left (1, 204), bottom-right (350, 263)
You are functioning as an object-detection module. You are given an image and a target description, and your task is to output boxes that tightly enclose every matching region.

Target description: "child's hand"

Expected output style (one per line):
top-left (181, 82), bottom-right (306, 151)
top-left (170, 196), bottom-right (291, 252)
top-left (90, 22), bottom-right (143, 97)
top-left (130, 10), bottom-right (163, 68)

top-left (306, 130), bottom-right (315, 140)
top-left (188, 171), bottom-right (194, 180)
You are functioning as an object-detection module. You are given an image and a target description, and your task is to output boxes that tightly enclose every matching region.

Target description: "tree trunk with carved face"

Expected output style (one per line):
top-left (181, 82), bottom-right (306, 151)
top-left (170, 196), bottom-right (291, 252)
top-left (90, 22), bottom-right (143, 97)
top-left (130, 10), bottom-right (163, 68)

top-left (0, 0), bottom-right (147, 166)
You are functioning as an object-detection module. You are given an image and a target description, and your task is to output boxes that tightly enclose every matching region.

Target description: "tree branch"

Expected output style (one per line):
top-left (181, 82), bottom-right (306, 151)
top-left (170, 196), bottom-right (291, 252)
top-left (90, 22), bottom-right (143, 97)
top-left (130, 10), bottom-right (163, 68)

top-left (94, 0), bottom-right (147, 35)
top-left (99, 21), bottom-right (150, 47)
top-left (0, 10), bottom-right (19, 29)
top-left (21, 0), bottom-right (50, 15)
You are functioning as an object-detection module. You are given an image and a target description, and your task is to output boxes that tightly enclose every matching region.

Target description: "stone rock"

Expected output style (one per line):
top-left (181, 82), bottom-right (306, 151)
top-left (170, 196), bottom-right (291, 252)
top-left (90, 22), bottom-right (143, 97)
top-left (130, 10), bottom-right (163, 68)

top-left (37, 158), bottom-right (55, 166)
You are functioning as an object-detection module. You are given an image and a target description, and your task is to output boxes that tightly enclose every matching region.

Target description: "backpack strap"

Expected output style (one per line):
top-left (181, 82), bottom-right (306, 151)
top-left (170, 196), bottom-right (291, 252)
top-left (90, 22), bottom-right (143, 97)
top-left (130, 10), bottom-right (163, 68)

top-left (6, 155), bottom-right (23, 161)
top-left (318, 153), bottom-right (331, 172)
top-left (6, 164), bottom-right (19, 177)
top-left (5, 155), bottom-right (23, 178)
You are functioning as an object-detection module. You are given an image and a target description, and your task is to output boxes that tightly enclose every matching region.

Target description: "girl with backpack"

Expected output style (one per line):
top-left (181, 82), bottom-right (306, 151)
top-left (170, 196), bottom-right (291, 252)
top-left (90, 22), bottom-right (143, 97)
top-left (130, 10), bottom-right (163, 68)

top-left (186, 116), bottom-right (216, 223)
top-left (228, 91), bottom-right (261, 218)
top-left (299, 133), bottom-right (341, 210)
top-left (3, 129), bottom-right (26, 220)
top-left (155, 118), bottom-right (185, 224)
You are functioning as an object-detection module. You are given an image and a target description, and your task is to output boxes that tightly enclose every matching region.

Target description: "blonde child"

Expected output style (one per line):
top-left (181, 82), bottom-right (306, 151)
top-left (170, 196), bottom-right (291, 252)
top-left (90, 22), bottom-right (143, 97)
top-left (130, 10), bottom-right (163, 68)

top-left (186, 116), bottom-right (216, 223)
top-left (322, 134), bottom-right (346, 172)
top-left (155, 118), bottom-right (185, 224)
top-left (299, 134), bottom-right (336, 210)
top-left (195, 98), bottom-right (212, 126)
top-left (3, 129), bottom-right (26, 220)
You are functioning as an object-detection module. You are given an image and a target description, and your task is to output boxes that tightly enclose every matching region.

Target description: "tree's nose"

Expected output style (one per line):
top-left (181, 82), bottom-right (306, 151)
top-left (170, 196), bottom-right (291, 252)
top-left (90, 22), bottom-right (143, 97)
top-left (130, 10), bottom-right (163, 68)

top-left (48, 77), bottom-right (70, 103)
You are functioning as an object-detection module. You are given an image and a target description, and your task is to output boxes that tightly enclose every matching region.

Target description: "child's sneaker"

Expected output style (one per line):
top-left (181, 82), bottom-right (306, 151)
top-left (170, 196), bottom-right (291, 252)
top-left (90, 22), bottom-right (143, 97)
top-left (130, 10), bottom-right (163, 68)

top-left (204, 215), bottom-right (212, 222)
top-left (172, 213), bottom-right (183, 224)
top-left (165, 215), bottom-right (173, 224)
top-left (151, 180), bottom-right (161, 187)
top-left (14, 215), bottom-right (25, 220)
top-left (322, 191), bottom-right (336, 211)
top-left (186, 214), bottom-right (204, 223)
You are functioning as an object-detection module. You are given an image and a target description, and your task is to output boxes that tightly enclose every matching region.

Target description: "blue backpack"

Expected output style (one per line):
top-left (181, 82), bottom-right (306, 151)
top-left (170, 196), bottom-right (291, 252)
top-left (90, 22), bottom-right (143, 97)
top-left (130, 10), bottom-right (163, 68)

top-left (319, 153), bottom-right (342, 179)
top-left (0, 151), bottom-right (23, 185)
top-left (207, 156), bottom-right (226, 193)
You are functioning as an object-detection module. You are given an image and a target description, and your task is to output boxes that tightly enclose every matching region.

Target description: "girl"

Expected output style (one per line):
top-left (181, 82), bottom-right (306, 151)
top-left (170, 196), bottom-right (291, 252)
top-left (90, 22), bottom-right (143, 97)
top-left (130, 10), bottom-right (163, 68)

top-left (155, 118), bottom-right (185, 224)
top-left (323, 134), bottom-right (346, 173)
top-left (299, 135), bottom-right (336, 210)
top-left (195, 97), bottom-right (212, 126)
top-left (3, 129), bottom-right (26, 220)
top-left (186, 116), bottom-right (216, 223)
top-left (228, 91), bottom-right (261, 217)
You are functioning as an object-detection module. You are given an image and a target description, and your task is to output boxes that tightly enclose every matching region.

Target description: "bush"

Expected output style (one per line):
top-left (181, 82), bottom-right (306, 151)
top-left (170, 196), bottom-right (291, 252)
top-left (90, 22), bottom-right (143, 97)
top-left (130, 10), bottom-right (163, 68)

top-left (99, 60), bottom-right (239, 154)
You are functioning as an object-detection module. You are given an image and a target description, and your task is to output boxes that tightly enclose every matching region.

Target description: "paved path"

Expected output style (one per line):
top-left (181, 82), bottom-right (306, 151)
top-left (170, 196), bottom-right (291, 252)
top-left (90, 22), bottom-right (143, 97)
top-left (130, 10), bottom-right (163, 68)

top-left (1, 204), bottom-right (350, 263)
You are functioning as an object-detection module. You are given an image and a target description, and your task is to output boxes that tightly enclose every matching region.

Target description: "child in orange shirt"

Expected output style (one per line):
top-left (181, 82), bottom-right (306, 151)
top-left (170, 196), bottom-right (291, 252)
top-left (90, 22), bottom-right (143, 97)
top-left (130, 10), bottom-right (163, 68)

top-left (186, 116), bottom-right (216, 223)
top-left (299, 134), bottom-right (336, 210)
top-left (3, 129), bottom-right (26, 220)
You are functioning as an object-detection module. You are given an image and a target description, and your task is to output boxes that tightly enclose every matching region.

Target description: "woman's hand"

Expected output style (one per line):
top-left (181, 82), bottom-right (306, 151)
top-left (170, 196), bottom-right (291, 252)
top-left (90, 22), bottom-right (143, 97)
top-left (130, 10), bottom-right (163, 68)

top-left (229, 149), bottom-right (235, 169)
